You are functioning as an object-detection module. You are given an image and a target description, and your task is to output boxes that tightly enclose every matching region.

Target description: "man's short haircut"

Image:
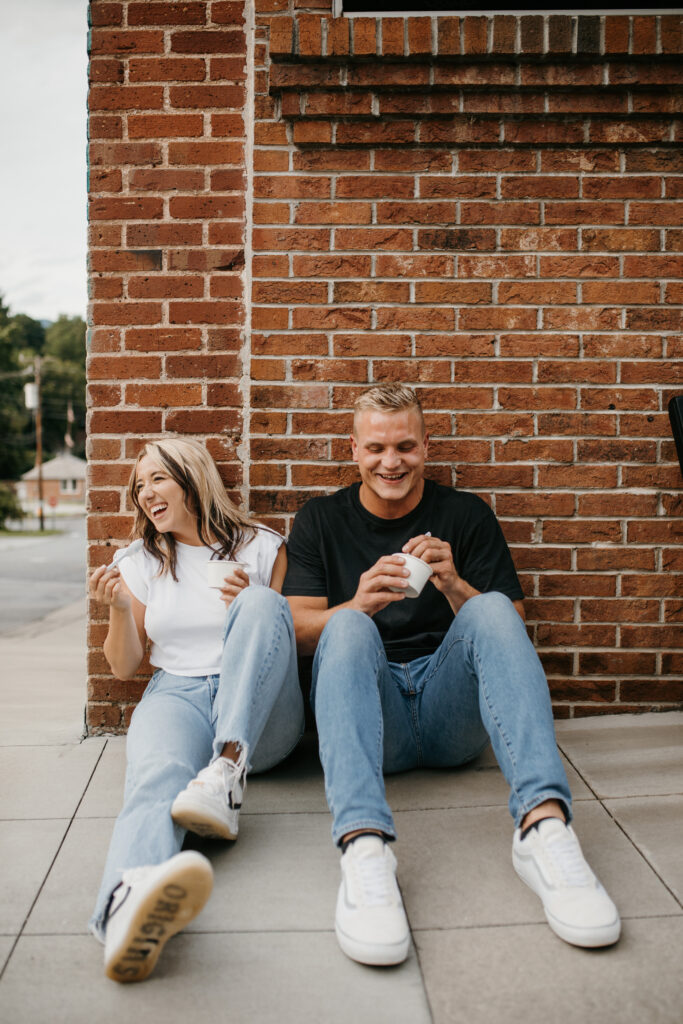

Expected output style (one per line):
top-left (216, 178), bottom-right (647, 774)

top-left (353, 383), bottom-right (425, 434)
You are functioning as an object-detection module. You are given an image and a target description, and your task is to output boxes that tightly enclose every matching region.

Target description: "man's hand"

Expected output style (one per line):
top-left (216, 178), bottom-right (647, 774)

top-left (349, 555), bottom-right (411, 617)
top-left (403, 534), bottom-right (479, 614)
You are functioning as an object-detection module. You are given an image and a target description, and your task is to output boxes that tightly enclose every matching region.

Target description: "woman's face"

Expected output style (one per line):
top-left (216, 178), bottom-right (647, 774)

top-left (134, 452), bottom-right (200, 545)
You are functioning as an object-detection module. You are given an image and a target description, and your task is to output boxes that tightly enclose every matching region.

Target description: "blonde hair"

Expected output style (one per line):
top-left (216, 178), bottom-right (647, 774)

top-left (129, 437), bottom-right (257, 580)
top-left (353, 383), bottom-right (424, 434)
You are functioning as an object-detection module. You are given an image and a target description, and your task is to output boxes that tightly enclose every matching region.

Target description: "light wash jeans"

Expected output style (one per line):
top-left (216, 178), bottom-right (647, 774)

top-left (311, 591), bottom-right (572, 845)
top-left (90, 586), bottom-right (304, 939)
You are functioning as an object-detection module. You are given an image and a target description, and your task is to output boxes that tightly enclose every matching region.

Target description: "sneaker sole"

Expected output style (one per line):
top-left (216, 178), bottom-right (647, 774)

top-left (335, 922), bottom-right (410, 967)
top-left (171, 794), bottom-right (239, 841)
top-left (513, 856), bottom-right (621, 949)
top-left (105, 853), bottom-right (213, 983)
top-left (543, 906), bottom-right (621, 948)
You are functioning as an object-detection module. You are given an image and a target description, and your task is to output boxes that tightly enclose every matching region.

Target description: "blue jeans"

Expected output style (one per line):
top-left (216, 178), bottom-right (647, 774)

top-left (311, 591), bottom-right (572, 845)
top-left (90, 586), bottom-right (304, 939)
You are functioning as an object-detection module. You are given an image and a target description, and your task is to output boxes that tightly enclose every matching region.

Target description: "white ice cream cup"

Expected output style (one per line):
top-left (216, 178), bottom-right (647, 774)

top-left (388, 552), bottom-right (433, 599)
top-left (207, 560), bottom-right (247, 589)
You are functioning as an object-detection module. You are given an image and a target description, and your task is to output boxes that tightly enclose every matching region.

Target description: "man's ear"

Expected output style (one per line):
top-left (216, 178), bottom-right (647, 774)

top-left (350, 433), bottom-right (359, 463)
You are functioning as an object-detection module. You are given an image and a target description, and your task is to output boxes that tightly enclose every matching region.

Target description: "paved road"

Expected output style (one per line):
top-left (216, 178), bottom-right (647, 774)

top-left (0, 517), bottom-right (86, 635)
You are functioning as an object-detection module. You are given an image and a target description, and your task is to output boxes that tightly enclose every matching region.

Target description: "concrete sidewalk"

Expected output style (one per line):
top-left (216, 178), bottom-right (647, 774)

top-left (1, 604), bottom-right (682, 1023)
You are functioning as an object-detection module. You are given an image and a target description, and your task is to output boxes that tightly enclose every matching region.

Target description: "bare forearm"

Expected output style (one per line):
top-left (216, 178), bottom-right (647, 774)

top-left (103, 606), bottom-right (144, 679)
top-left (289, 599), bottom-right (355, 656)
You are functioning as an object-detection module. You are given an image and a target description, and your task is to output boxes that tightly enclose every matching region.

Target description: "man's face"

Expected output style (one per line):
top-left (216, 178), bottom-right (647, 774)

top-left (351, 407), bottom-right (429, 519)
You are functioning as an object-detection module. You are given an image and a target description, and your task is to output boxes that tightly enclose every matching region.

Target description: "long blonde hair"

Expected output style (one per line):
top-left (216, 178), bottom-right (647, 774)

top-left (129, 437), bottom-right (256, 580)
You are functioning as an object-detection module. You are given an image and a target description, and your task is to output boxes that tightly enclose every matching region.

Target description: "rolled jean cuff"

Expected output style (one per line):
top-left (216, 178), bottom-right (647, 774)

top-left (514, 791), bottom-right (573, 829)
top-left (332, 816), bottom-right (397, 848)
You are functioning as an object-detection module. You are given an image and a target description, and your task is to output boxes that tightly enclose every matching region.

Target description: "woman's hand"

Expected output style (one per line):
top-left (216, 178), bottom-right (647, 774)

top-left (218, 567), bottom-right (250, 608)
top-left (89, 564), bottom-right (132, 612)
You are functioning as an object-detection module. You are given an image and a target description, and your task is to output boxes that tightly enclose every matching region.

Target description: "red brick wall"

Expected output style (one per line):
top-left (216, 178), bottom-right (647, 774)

top-left (86, 1), bottom-right (683, 730)
top-left (87, 0), bottom-right (249, 729)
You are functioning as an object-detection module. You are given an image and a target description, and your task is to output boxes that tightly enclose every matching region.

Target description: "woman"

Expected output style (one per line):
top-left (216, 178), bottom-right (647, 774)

top-left (88, 437), bottom-right (304, 983)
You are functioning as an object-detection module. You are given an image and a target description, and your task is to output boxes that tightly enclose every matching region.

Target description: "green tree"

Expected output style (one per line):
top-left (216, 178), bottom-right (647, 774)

top-left (0, 299), bottom-right (87, 478)
top-left (42, 316), bottom-right (87, 458)
top-left (0, 296), bottom-right (33, 479)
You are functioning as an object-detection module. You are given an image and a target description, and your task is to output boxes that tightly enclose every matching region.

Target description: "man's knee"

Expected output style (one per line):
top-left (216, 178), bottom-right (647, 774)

top-left (456, 591), bottom-right (522, 638)
top-left (319, 607), bottom-right (381, 652)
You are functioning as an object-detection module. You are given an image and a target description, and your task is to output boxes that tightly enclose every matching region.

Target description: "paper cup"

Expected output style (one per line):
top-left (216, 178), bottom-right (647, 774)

top-left (207, 560), bottom-right (247, 589)
top-left (388, 553), bottom-right (433, 599)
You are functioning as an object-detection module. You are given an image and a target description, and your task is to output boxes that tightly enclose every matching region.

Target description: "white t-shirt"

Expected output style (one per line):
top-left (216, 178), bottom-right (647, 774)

top-left (119, 528), bottom-right (283, 677)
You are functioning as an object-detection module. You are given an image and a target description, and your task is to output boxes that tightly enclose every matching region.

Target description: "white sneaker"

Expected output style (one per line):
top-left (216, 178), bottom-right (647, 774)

top-left (103, 851), bottom-right (213, 983)
top-left (171, 757), bottom-right (246, 840)
top-left (512, 818), bottom-right (621, 947)
top-left (335, 835), bottom-right (410, 966)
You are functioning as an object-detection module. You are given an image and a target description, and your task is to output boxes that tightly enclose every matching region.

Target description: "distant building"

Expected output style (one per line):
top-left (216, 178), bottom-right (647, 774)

top-left (18, 451), bottom-right (86, 507)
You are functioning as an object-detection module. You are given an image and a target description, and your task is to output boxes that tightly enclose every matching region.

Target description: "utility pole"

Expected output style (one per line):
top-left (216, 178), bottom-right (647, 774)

top-left (34, 356), bottom-right (44, 532)
top-left (24, 357), bottom-right (44, 531)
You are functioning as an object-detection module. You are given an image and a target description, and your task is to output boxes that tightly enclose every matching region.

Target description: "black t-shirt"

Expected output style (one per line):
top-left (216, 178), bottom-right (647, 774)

top-left (283, 479), bottom-right (523, 662)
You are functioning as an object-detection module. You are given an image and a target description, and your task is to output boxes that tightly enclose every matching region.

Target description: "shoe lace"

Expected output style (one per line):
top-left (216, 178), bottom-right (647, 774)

top-left (191, 758), bottom-right (244, 807)
top-left (546, 833), bottom-right (592, 888)
top-left (353, 853), bottom-right (396, 907)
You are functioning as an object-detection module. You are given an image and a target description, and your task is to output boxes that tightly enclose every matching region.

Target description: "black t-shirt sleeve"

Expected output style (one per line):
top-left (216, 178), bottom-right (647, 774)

top-left (283, 501), bottom-right (328, 598)
top-left (455, 502), bottom-right (524, 601)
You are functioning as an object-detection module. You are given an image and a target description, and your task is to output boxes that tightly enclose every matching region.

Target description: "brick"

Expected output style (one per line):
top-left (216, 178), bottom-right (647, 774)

top-left (90, 197), bottom-right (163, 221)
top-left (502, 176), bottom-right (579, 199)
top-left (295, 202), bottom-right (371, 225)
top-left (90, 29), bottom-right (165, 55)
top-left (548, 15), bottom-right (573, 54)
top-left (418, 228), bottom-right (497, 251)
top-left (88, 115), bottom-right (123, 139)
top-left (127, 223), bottom-right (203, 246)
top-left (89, 142), bottom-right (163, 166)
top-left (334, 281), bottom-right (410, 304)
top-left (328, 16), bottom-right (351, 56)
top-left (170, 84), bottom-right (244, 108)
top-left (169, 141), bottom-right (244, 165)
top-left (434, 63), bottom-right (515, 87)
top-left (169, 195), bottom-right (244, 219)
top-left (128, 114), bottom-right (204, 139)
top-left (129, 170), bottom-right (204, 191)
top-left (419, 176), bottom-right (496, 199)
top-left (169, 301), bottom-right (243, 325)
top-left (407, 17), bottom-right (431, 56)
top-left (89, 85), bottom-right (164, 110)
top-left (335, 228), bottom-right (412, 251)
top-left (500, 228), bottom-right (578, 252)
top-left (661, 15), bottom-right (683, 54)
top-left (604, 16), bottom-right (630, 54)
top-left (581, 229), bottom-right (660, 251)
top-left (520, 15), bottom-right (543, 53)
top-left (375, 254), bottom-right (453, 278)
top-left (631, 15), bottom-right (657, 54)
top-left (460, 203), bottom-right (541, 226)
top-left (499, 386), bottom-right (576, 410)
top-left (590, 120), bottom-right (673, 145)
top-left (129, 57), bottom-right (207, 84)
top-left (352, 18), bottom-right (377, 57)
top-left (521, 63), bottom-right (602, 87)
top-left (492, 15), bottom-right (516, 54)
top-left (128, 3), bottom-right (207, 26)
top-left (437, 17), bottom-right (460, 55)
top-left (89, 57), bottom-right (124, 84)
top-left (125, 328), bottom-right (202, 352)
top-left (463, 16), bottom-right (488, 54)
top-left (294, 150), bottom-right (370, 172)
top-left (171, 30), bottom-right (245, 55)
top-left (381, 17), bottom-right (404, 57)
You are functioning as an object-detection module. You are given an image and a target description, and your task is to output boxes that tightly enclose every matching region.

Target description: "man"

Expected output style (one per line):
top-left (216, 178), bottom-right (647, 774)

top-left (283, 383), bottom-right (620, 966)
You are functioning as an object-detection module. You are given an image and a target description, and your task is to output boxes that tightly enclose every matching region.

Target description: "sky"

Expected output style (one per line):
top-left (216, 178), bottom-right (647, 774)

top-left (0, 0), bottom-right (88, 324)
